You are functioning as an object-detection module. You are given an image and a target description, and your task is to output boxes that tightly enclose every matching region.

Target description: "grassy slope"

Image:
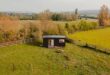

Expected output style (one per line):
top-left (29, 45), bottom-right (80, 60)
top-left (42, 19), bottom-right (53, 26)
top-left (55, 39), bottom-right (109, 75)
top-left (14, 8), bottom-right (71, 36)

top-left (69, 28), bottom-right (110, 51)
top-left (0, 44), bottom-right (110, 75)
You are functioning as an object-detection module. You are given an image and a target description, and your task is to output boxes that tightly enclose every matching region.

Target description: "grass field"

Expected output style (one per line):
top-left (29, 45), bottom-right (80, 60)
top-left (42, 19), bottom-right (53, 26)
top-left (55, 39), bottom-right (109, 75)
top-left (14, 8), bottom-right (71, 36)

top-left (69, 27), bottom-right (110, 53)
top-left (0, 44), bottom-right (110, 75)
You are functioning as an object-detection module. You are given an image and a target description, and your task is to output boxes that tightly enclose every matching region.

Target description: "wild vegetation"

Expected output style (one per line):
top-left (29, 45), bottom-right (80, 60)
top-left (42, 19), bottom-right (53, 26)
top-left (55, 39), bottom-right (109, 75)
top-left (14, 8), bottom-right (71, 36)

top-left (1, 4), bottom-right (109, 45)
top-left (0, 15), bottom-right (22, 42)
top-left (0, 16), bottom-right (98, 45)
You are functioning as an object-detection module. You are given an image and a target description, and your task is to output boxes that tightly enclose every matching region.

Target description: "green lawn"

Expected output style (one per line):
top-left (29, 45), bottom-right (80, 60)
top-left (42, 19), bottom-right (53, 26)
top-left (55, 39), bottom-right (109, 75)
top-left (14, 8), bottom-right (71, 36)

top-left (69, 27), bottom-right (110, 53)
top-left (0, 44), bottom-right (110, 75)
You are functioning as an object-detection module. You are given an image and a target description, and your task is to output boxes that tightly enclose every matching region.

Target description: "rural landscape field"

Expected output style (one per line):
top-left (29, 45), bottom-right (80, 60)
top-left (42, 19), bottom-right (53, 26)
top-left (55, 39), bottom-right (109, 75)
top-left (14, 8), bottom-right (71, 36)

top-left (69, 27), bottom-right (110, 53)
top-left (1, 44), bottom-right (110, 75)
top-left (0, 0), bottom-right (110, 75)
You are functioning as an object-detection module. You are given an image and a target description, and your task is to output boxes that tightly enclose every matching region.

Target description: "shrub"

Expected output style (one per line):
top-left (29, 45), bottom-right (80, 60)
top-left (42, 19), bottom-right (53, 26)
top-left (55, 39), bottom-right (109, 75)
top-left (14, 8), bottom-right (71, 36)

top-left (65, 23), bottom-right (69, 29)
top-left (40, 20), bottom-right (59, 35)
top-left (34, 30), bottom-right (43, 45)
top-left (0, 32), bottom-right (4, 42)
top-left (78, 20), bottom-right (98, 31)
top-left (65, 23), bottom-right (76, 33)
top-left (0, 15), bottom-right (21, 42)
top-left (3, 31), bottom-right (17, 41)
top-left (78, 20), bottom-right (88, 31)
top-left (58, 24), bottom-right (66, 35)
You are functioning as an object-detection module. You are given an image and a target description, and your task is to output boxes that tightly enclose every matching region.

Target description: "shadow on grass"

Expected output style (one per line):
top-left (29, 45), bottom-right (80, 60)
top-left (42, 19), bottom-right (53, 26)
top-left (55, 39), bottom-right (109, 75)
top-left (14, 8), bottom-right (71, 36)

top-left (67, 38), bottom-right (110, 55)
top-left (24, 42), bottom-right (43, 47)
top-left (79, 45), bottom-right (110, 55)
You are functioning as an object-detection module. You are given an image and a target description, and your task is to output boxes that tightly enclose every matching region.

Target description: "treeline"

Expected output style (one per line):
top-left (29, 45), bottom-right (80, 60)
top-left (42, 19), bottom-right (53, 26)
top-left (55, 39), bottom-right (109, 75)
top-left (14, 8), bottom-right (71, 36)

top-left (0, 14), bottom-right (98, 45)
top-left (0, 9), bottom-right (79, 21)
top-left (80, 15), bottom-right (97, 19)
top-left (64, 20), bottom-right (98, 34)
top-left (1, 12), bottom-right (38, 20)
top-left (0, 8), bottom-right (100, 45)
top-left (0, 15), bottom-right (64, 44)
top-left (38, 9), bottom-right (79, 21)
top-left (0, 15), bottom-right (21, 42)
top-left (1, 9), bottom-right (100, 21)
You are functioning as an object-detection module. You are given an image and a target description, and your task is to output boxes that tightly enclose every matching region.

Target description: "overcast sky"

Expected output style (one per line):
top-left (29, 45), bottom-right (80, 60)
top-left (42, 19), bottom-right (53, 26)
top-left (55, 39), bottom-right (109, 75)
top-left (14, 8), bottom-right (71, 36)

top-left (0, 0), bottom-right (110, 12)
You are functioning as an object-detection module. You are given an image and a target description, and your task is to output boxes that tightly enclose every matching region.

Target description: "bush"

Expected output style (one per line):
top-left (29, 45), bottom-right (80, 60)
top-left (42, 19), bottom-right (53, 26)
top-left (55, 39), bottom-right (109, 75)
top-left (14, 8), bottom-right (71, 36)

top-left (65, 23), bottom-right (76, 33)
top-left (63, 20), bottom-right (99, 35)
top-left (0, 32), bottom-right (4, 42)
top-left (78, 20), bottom-right (98, 31)
top-left (34, 30), bottom-right (43, 45)
top-left (78, 20), bottom-right (89, 31)
top-left (21, 21), bottom-right (60, 45)
top-left (40, 20), bottom-right (59, 35)
top-left (3, 31), bottom-right (17, 41)
top-left (58, 24), bottom-right (66, 35)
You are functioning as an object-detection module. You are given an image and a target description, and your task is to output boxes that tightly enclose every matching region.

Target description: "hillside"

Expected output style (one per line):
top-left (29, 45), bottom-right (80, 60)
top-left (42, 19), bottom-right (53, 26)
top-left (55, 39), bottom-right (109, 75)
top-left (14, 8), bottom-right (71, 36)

top-left (0, 44), bottom-right (110, 75)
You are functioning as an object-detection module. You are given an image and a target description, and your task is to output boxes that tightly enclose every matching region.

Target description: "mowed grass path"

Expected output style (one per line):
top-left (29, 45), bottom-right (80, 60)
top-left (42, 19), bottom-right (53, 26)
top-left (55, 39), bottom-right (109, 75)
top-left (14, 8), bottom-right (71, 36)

top-left (0, 44), bottom-right (110, 75)
top-left (69, 28), bottom-right (110, 53)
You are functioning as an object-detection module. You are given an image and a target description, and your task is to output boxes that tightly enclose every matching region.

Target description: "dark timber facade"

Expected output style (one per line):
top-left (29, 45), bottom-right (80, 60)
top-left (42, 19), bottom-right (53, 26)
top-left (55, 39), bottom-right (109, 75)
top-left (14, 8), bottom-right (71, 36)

top-left (43, 35), bottom-right (66, 48)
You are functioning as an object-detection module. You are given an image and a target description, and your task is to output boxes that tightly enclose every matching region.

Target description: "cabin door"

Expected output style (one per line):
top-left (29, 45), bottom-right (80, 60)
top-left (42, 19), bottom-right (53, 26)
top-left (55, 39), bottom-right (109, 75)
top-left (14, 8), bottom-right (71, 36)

top-left (48, 39), bottom-right (54, 48)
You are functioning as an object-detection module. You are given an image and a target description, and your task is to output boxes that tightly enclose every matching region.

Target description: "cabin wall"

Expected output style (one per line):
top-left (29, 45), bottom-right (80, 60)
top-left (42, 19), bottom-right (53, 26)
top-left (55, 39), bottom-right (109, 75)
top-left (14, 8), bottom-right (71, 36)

top-left (43, 38), bottom-right (48, 47)
top-left (54, 38), bottom-right (65, 47)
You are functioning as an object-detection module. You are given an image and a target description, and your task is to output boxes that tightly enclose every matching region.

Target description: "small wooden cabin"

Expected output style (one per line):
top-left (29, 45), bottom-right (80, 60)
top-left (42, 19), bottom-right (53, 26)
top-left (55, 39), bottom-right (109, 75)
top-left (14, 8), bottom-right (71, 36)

top-left (43, 35), bottom-right (66, 48)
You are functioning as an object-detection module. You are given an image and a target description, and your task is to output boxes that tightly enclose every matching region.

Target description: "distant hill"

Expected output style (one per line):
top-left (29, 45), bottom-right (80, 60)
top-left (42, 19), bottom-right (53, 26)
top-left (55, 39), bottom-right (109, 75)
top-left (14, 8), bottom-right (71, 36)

top-left (0, 10), bottom-right (99, 20)
top-left (79, 10), bottom-right (99, 17)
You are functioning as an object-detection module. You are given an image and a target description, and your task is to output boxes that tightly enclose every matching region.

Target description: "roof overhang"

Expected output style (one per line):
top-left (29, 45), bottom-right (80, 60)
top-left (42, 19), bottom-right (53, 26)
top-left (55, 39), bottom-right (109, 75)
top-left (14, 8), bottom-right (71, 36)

top-left (43, 35), bottom-right (66, 38)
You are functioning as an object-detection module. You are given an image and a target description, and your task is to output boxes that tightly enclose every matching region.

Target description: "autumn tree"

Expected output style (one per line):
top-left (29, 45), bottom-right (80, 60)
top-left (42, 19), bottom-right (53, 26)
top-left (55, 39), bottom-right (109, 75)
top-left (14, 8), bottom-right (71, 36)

top-left (0, 15), bottom-right (22, 41)
top-left (38, 10), bottom-right (52, 20)
top-left (98, 5), bottom-right (110, 26)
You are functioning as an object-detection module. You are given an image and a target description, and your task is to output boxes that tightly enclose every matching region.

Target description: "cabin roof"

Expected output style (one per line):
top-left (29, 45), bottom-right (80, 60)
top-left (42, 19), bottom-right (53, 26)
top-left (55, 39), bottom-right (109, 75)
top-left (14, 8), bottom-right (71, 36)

top-left (43, 35), bottom-right (66, 38)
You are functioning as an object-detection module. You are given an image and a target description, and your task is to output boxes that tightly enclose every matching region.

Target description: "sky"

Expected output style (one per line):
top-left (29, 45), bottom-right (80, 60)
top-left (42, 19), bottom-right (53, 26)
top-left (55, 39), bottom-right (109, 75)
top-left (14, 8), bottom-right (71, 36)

top-left (0, 0), bottom-right (110, 12)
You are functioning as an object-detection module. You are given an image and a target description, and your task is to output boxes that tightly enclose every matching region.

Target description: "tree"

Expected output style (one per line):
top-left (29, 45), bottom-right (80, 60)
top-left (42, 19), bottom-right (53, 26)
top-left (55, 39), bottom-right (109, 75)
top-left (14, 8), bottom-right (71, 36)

top-left (38, 10), bottom-right (52, 20)
top-left (51, 13), bottom-right (62, 21)
top-left (75, 8), bottom-right (78, 15)
top-left (74, 8), bottom-right (79, 20)
top-left (98, 5), bottom-right (110, 26)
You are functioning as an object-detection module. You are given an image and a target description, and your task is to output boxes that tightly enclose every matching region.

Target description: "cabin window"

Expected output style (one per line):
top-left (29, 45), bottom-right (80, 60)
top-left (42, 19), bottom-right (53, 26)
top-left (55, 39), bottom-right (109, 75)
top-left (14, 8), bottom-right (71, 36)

top-left (59, 39), bottom-right (65, 43)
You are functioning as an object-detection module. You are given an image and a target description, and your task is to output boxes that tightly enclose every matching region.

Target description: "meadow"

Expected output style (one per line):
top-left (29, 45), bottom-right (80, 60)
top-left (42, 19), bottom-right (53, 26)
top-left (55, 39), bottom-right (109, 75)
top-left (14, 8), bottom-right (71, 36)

top-left (0, 19), bottom-right (109, 75)
top-left (0, 3), bottom-right (110, 75)
top-left (69, 27), bottom-right (110, 53)
top-left (0, 43), bottom-right (110, 75)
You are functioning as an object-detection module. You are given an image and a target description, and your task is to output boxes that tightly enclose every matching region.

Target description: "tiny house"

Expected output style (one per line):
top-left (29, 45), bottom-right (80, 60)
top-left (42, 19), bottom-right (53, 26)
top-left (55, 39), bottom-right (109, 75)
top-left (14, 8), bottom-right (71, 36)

top-left (43, 35), bottom-right (66, 48)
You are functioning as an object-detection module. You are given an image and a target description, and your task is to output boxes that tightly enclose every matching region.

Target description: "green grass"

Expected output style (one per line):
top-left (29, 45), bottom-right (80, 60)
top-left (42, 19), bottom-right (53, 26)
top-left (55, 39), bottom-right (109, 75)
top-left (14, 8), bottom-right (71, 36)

top-left (69, 27), bottom-right (110, 53)
top-left (0, 44), bottom-right (110, 75)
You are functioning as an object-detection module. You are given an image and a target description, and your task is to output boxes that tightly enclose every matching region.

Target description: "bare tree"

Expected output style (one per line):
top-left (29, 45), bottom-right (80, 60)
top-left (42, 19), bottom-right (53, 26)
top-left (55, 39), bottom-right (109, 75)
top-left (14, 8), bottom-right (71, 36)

top-left (98, 5), bottom-right (110, 26)
top-left (38, 10), bottom-right (52, 20)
